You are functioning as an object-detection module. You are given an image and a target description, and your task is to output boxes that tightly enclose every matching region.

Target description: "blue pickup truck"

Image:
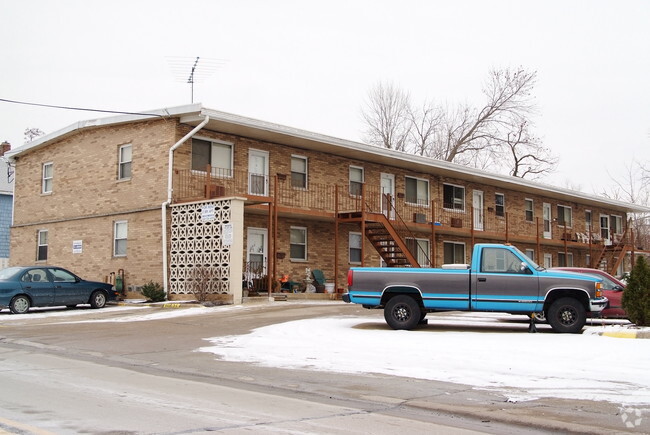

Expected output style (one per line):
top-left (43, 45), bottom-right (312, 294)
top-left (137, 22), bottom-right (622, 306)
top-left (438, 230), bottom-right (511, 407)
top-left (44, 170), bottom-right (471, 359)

top-left (343, 243), bottom-right (608, 333)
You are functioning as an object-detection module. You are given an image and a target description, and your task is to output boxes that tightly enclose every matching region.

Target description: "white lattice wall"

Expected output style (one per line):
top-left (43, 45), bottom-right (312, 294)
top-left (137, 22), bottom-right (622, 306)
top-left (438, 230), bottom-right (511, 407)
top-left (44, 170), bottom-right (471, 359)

top-left (169, 199), bottom-right (238, 296)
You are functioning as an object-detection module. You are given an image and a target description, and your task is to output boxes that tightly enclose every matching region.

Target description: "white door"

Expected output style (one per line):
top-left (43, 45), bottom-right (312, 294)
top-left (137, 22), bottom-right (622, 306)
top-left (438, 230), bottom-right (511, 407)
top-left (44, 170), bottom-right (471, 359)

top-left (246, 228), bottom-right (267, 279)
top-left (543, 203), bottom-right (551, 239)
top-left (380, 173), bottom-right (395, 219)
top-left (543, 253), bottom-right (552, 268)
top-left (248, 150), bottom-right (269, 196)
top-left (472, 190), bottom-right (484, 231)
top-left (600, 214), bottom-right (611, 245)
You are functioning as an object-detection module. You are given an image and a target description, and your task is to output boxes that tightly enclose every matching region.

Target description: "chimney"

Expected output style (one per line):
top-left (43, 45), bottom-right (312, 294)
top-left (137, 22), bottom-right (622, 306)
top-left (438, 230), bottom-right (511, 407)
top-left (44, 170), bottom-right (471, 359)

top-left (0, 141), bottom-right (10, 156)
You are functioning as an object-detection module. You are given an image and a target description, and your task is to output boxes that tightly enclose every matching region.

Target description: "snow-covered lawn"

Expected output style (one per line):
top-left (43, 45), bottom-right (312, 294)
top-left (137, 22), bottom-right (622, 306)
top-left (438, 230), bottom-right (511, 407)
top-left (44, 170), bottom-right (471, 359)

top-left (199, 312), bottom-right (650, 406)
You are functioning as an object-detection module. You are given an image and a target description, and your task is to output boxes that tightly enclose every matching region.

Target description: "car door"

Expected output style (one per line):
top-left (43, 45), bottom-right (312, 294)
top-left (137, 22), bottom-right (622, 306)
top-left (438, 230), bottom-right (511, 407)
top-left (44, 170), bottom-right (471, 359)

top-left (20, 268), bottom-right (54, 306)
top-left (471, 247), bottom-right (540, 313)
top-left (48, 268), bottom-right (85, 305)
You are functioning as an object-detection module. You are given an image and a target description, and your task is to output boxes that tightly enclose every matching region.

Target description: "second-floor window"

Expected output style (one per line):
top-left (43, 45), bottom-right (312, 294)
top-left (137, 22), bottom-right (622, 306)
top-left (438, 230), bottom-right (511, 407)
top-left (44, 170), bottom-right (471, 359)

top-left (42, 162), bottom-right (53, 194)
top-left (291, 155), bottom-right (308, 189)
top-left (525, 199), bottom-right (534, 222)
top-left (405, 176), bottom-right (429, 206)
top-left (290, 227), bottom-right (307, 261)
top-left (585, 210), bottom-right (592, 232)
top-left (349, 166), bottom-right (364, 196)
top-left (495, 193), bottom-right (505, 217)
top-left (349, 232), bottom-right (362, 263)
top-left (192, 138), bottom-right (233, 176)
top-left (443, 184), bottom-right (464, 210)
top-left (114, 221), bottom-right (128, 257)
top-left (37, 229), bottom-right (48, 261)
top-left (118, 144), bottom-right (132, 180)
top-left (611, 215), bottom-right (623, 235)
top-left (557, 205), bottom-right (572, 227)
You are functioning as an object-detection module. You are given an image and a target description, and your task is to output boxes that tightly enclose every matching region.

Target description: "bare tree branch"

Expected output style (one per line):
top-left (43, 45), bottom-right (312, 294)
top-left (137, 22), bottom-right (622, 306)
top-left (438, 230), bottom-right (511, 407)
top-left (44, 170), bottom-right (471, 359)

top-left (361, 82), bottom-right (411, 151)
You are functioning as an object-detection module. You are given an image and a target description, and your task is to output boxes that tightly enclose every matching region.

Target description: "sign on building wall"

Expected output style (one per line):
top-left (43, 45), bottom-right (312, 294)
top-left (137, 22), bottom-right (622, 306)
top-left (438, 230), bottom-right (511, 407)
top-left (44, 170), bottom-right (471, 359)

top-left (72, 240), bottom-right (83, 254)
top-left (201, 205), bottom-right (215, 222)
top-left (222, 223), bottom-right (233, 246)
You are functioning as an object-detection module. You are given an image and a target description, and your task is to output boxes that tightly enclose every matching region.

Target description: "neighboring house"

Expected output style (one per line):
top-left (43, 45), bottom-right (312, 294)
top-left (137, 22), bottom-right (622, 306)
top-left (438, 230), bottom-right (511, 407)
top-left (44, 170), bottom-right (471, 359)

top-left (0, 141), bottom-right (14, 270)
top-left (6, 104), bottom-right (650, 303)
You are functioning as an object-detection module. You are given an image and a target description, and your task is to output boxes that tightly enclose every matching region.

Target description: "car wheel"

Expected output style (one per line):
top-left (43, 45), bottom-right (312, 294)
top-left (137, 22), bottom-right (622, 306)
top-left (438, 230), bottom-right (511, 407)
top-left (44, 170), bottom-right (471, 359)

top-left (89, 290), bottom-right (107, 309)
top-left (384, 295), bottom-right (421, 330)
top-left (532, 312), bottom-right (547, 323)
top-left (10, 295), bottom-right (31, 314)
top-left (547, 297), bottom-right (586, 333)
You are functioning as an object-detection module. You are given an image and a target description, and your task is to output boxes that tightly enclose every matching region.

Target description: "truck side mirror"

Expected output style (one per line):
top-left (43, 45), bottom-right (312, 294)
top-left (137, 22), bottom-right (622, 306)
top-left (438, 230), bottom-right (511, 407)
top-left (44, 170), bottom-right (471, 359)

top-left (520, 262), bottom-right (532, 274)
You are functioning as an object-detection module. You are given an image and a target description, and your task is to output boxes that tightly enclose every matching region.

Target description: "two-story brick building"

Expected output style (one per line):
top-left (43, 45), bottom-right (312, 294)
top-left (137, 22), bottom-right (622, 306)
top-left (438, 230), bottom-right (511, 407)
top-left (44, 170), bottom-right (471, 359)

top-left (7, 104), bottom-right (649, 303)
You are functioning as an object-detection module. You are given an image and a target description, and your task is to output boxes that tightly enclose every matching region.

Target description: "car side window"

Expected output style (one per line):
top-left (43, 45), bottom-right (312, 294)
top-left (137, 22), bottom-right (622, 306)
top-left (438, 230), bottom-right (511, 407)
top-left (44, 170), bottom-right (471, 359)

top-left (49, 268), bottom-right (76, 283)
top-left (20, 268), bottom-right (50, 283)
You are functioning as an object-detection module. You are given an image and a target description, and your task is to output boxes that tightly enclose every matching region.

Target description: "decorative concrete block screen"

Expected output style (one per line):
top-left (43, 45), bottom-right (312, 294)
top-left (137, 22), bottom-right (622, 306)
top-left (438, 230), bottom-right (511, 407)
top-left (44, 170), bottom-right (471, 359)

top-left (169, 199), bottom-right (233, 296)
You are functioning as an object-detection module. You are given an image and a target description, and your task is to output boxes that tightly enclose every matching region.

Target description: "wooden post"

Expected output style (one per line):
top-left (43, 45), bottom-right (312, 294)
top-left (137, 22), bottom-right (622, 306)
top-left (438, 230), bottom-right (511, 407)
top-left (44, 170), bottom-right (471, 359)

top-left (536, 217), bottom-right (540, 262)
top-left (334, 185), bottom-right (339, 292)
top-left (431, 200), bottom-right (436, 267)
top-left (361, 184), bottom-right (366, 267)
top-left (205, 164), bottom-right (212, 198)
top-left (505, 212), bottom-right (509, 244)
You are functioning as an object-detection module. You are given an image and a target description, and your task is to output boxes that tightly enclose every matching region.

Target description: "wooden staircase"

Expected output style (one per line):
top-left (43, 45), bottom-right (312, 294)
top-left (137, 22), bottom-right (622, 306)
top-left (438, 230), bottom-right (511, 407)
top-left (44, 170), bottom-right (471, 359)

top-left (593, 225), bottom-right (633, 275)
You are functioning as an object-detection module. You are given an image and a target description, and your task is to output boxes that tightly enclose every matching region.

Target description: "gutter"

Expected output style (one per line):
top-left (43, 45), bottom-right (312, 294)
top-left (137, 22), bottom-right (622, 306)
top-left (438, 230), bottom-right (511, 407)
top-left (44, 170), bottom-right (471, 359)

top-left (161, 115), bottom-right (210, 297)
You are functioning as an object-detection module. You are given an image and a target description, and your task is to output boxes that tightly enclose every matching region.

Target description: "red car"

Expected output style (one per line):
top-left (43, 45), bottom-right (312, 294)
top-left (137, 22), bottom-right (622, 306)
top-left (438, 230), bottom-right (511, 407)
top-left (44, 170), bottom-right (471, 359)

top-left (551, 267), bottom-right (627, 318)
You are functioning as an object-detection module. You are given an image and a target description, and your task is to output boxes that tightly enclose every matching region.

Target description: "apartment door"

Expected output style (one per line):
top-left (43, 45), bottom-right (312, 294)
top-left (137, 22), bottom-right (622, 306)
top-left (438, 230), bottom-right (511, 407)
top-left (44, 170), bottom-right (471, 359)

top-left (600, 214), bottom-right (611, 245)
top-left (246, 228), bottom-right (267, 280)
top-left (248, 150), bottom-right (269, 196)
top-left (543, 203), bottom-right (552, 239)
top-left (472, 190), bottom-right (484, 231)
top-left (380, 173), bottom-right (395, 219)
top-left (543, 253), bottom-right (552, 268)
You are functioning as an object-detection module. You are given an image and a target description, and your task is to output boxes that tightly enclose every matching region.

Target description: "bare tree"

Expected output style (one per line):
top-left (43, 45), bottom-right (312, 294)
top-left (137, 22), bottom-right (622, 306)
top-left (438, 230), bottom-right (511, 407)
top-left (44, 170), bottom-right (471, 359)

top-left (500, 121), bottom-right (558, 179)
top-left (406, 101), bottom-right (443, 156)
top-left (24, 127), bottom-right (45, 143)
top-left (361, 82), bottom-right (411, 151)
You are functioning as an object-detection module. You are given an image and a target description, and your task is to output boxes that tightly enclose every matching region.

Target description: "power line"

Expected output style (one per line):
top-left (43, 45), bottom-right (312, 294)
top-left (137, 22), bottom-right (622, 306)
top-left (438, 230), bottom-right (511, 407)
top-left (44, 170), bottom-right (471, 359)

top-left (0, 98), bottom-right (167, 118)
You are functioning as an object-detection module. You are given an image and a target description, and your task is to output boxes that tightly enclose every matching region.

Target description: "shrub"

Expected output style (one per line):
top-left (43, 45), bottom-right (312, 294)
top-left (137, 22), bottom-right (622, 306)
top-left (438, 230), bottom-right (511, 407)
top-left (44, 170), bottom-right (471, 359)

top-left (622, 256), bottom-right (650, 326)
top-left (141, 281), bottom-right (166, 302)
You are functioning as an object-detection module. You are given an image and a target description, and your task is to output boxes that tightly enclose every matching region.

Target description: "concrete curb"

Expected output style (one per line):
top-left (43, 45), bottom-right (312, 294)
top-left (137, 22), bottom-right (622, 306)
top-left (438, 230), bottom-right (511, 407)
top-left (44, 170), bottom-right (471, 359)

top-left (588, 328), bottom-right (650, 339)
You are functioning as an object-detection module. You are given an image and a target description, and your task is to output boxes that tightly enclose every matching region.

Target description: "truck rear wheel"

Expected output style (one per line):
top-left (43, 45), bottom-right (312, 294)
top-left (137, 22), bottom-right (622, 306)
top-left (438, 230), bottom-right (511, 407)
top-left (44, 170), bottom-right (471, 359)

top-left (384, 295), bottom-right (421, 330)
top-left (547, 297), bottom-right (586, 333)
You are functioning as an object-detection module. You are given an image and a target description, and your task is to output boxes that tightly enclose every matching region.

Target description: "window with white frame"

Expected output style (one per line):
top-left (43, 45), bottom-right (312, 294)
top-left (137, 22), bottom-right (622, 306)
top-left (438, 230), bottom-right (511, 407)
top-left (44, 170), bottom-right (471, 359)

top-left (291, 155), bottom-right (308, 189)
top-left (525, 199), bottom-right (534, 222)
top-left (558, 252), bottom-right (573, 267)
top-left (191, 138), bottom-right (233, 176)
top-left (557, 205), bottom-right (573, 227)
top-left (113, 221), bottom-right (128, 257)
top-left (495, 193), bottom-right (505, 217)
top-left (525, 249), bottom-right (535, 262)
top-left (611, 215), bottom-right (623, 235)
top-left (406, 237), bottom-right (430, 267)
top-left (42, 162), bottom-right (53, 194)
top-left (443, 184), bottom-right (465, 210)
top-left (349, 166), bottom-right (364, 196)
top-left (405, 176), bottom-right (429, 206)
top-left (543, 253), bottom-right (553, 268)
top-left (118, 144), bottom-right (132, 180)
top-left (443, 241), bottom-right (465, 264)
top-left (585, 210), bottom-right (592, 232)
top-left (290, 227), bottom-right (307, 261)
top-left (585, 254), bottom-right (591, 268)
top-left (37, 230), bottom-right (48, 261)
top-left (349, 232), bottom-right (362, 263)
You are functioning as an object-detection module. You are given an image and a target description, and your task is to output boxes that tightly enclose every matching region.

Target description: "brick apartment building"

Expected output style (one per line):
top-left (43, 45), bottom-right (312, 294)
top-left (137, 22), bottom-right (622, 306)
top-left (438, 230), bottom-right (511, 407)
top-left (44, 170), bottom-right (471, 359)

top-left (6, 104), bottom-right (649, 303)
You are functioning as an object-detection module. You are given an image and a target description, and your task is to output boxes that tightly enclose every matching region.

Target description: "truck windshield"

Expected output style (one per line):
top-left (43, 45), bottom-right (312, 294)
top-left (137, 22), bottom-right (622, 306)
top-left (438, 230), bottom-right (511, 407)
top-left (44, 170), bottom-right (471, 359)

top-left (509, 245), bottom-right (544, 271)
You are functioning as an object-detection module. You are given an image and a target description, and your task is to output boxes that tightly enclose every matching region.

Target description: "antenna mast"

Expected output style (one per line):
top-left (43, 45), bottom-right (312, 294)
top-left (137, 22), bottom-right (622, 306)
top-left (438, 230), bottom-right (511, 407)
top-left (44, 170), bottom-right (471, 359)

top-left (188, 57), bottom-right (200, 103)
top-left (166, 56), bottom-right (227, 104)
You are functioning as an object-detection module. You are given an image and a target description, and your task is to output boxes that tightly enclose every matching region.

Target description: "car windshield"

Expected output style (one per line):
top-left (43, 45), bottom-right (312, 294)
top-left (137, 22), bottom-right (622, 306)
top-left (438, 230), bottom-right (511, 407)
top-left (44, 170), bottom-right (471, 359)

top-left (0, 267), bottom-right (23, 280)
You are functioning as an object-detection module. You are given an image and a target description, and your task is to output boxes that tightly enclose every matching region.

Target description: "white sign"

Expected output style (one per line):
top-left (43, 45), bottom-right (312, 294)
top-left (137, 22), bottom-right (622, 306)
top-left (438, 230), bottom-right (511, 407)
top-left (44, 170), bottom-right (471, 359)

top-left (222, 223), bottom-right (233, 246)
top-left (72, 240), bottom-right (83, 254)
top-left (201, 205), bottom-right (215, 222)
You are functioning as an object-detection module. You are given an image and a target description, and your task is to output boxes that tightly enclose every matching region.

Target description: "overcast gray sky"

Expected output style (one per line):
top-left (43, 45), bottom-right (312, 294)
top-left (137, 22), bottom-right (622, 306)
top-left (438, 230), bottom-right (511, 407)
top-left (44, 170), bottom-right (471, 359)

top-left (2, 0), bottom-right (649, 195)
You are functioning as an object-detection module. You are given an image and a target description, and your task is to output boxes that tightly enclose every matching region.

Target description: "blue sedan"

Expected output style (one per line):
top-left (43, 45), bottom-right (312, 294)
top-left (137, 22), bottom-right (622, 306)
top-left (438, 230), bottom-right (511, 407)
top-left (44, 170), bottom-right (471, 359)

top-left (0, 266), bottom-right (119, 314)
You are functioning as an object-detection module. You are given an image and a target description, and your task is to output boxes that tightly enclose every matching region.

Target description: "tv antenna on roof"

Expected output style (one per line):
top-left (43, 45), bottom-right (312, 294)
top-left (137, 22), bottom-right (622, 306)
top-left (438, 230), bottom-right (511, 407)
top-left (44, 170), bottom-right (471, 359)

top-left (166, 56), bottom-right (227, 103)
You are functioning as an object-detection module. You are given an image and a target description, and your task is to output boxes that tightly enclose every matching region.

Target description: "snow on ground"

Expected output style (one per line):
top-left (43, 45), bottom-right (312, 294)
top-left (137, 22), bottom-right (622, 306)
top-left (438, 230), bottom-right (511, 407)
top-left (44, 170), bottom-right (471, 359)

top-left (199, 312), bottom-right (650, 406)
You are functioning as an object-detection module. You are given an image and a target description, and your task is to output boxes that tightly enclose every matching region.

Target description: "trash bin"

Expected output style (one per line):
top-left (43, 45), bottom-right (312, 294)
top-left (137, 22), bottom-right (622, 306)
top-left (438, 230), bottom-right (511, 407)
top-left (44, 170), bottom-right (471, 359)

top-left (324, 283), bottom-right (335, 293)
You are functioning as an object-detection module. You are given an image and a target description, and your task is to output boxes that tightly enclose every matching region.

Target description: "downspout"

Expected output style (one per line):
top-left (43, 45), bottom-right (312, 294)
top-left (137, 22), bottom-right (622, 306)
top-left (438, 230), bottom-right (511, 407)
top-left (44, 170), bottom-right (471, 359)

top-left (162, 115), bottom-right (210, 297)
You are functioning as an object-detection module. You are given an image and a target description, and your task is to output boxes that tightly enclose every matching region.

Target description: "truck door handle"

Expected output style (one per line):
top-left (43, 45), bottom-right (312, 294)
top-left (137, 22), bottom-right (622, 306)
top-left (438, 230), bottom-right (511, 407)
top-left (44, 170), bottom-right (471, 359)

top-left (478, 277), bottom-right (487, 282)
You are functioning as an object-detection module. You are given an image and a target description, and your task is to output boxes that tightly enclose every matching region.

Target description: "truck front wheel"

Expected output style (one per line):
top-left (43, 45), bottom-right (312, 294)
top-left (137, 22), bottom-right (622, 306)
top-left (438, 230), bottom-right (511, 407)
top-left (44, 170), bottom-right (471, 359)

top-left (547, 297), bottom-right (586, 333)
top-left (384, 295), bottom-right (421, 330)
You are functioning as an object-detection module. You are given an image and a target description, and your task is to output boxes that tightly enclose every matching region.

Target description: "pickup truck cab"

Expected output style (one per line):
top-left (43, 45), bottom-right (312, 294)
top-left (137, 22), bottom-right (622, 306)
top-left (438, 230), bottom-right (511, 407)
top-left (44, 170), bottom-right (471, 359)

top-left (343, 243), bottom-right (607, 333)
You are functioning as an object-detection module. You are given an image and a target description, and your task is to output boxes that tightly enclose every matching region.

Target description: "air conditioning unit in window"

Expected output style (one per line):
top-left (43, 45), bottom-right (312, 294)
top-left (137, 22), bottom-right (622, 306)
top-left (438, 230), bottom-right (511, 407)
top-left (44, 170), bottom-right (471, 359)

top-left (450, 217), bottom-right (463, 228)
top-left (413, 213), bottom-right (427, 224)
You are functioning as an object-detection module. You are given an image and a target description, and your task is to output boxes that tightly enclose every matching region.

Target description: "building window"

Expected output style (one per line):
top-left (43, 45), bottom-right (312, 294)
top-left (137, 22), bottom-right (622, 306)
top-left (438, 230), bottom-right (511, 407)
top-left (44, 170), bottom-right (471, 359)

top-left (585, 254), bottom-right (591, 268)
top-left (290, 227), bottom-right (307, 261)
top-left (557, 205), bottom-right (572, 227)
top-left (611, 215), bottom-right (623, 235)
top-left (405, 176), bottom-right (429, 206)
top-left (443, 184), bottom-right (465, 211)
top-left (495, 193), bottom-right (505, 217)
top-left (443, 241), bottom-right (465, 264)
top-left (525, 199), bottom-right (534, 222)
top-left (349, 232), bottom-right (362, 263)
top-left (585, 210), bottom-right (592, 232)
top-left (37, 230), bottom-right (48, 261)
top-left (291, 155), bottom-right (308, 189)
top-left (42, 162), bottom-right (53, 194)
top-left (558, 252), bottom-right (574, 267)
top-left (525, 249), bottom-right (535, 262)
top-left (349, 166), bottom-right (364, 196)
top-left (113, 221), bottom-right (127, 257)
top-left (406, 237), bottom-right (430, 267)
top-left (191, 138), bottom-right (233, 176)
top-left (118, 144), bottom-right (132, 180)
